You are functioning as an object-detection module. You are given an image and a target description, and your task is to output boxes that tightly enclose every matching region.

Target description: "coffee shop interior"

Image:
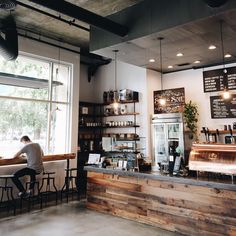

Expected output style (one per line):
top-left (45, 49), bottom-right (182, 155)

top-left (0, 0), bottom-right (236, 235)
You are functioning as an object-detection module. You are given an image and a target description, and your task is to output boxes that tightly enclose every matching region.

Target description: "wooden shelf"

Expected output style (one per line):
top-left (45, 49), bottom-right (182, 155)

top-left (103, 112), bottom-right (139, 117)
top-left (104, 125), bottom-right (140, 128)
top-left (201, 130), bottom-right (236, 134)
top-left (103, 100), bottom-right (139, 105)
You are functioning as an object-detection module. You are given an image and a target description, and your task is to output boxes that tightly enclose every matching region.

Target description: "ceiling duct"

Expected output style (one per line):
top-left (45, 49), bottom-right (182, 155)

top-left (0, 0), bottom-right (17, 10)
top-left (203, 0), bottom-right (228, 8)
top-left (0, 15), bottom-right (18, 60)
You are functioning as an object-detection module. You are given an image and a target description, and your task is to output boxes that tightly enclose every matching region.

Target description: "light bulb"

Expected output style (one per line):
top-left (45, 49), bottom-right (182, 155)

top-left (113, 101), bottom-right (119, 109)
top-left (159, 98), bottom-right (166, 106)
top-left (222, 90), bottom-right (231, 100)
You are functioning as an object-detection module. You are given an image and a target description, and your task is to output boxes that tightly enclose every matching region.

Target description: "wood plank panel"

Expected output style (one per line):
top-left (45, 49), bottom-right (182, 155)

top-left (86, 171), bottom-right (236, 236)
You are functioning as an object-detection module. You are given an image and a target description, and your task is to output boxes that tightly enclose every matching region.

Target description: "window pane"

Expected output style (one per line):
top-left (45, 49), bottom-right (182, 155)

top-left (0, 83), bottom-right (49, 100)
top-left (48, 103), bottom-right (69, 154)
top-left (0, 55), bottom-right (50, 79)
top-left (0, 98), bottom-right (48, 158)
top-left (0, 55), bottom-right (50, 100)
top-left (52, 63), bottom-right (70, 103)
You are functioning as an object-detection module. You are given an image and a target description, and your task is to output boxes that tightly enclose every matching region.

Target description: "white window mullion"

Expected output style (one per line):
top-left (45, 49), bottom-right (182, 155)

top-left (46, 62), bottom-right (54, 153)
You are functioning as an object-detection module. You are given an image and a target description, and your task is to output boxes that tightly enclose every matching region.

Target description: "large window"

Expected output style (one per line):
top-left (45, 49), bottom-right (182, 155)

top-left (0, 54), bottom-right (72, 158)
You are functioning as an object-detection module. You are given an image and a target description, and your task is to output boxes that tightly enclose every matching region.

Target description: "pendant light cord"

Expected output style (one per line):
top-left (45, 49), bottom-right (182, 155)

top-left (220, 20), bottom-right (225, 69)
top-left (113, 49), bottom-right (119, 92)
top-left (158, 37), bottom-right (164, 90)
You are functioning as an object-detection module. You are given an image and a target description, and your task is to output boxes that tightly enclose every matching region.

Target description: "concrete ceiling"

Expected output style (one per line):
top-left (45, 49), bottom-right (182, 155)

top-left (1, 0), bottom-right (236, 74)
top-left (111, 11), bottom-right (236, 73)
top-left (0, 0), bottom-right (142, 51)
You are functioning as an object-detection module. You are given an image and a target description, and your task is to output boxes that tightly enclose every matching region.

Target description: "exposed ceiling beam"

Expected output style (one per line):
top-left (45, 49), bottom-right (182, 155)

top-left (28, 0), bottom-right (129, 37)
top-left (16, 1), bottom-right (90, 32)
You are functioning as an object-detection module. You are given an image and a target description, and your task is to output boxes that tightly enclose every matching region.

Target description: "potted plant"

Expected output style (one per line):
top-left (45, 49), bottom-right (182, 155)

top-left (183, 100), bottom-right (199, 140)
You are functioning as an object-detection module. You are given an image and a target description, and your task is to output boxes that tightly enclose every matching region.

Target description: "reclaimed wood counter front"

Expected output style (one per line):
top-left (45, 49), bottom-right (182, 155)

top-left (0, 153), bottom-right (76, 166)
top-left (85, 167), bottom-right (236, 236)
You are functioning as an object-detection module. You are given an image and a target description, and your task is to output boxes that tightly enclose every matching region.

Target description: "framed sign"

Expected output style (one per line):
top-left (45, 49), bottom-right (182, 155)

top-left (203, 66), bottom-right (236, 92)
top-left (210, 95), bottom-right (236, 119)
top-left (154, 87), bottom-right (185, 114)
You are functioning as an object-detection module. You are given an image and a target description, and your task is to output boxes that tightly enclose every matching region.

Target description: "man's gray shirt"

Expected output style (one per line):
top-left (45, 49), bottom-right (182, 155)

top-left (19, 143), bottom-right (44, 173)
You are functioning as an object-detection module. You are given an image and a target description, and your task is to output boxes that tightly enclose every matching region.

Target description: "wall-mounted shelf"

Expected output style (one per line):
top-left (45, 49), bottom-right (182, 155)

top-left (103, 100), bottom-right (138, 105)
top-left (104, 125), bottom-right (140, 128)
top-left (103, 112), bottom-right (139, 117)
top-left (201, 130), bottom-right (236, 134)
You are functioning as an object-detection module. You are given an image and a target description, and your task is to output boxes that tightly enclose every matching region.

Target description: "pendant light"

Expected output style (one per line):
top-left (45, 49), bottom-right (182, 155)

top-left (158, 37), bottom-right (166, 106)
top-left (112, 49), bottom-right (119, 108)
top-left (219, 20), bottom-right (231, 100)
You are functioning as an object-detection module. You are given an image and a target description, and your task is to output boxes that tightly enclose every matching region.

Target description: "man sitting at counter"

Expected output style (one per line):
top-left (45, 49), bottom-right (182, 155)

top-left (12, 136), bottom-right (44, 198)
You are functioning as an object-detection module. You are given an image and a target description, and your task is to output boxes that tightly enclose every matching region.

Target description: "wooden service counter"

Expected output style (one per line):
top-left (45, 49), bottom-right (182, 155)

top-left (85, 166), bottom-right (236, 236)
top-left (0, 153), bottom-right (76, 166)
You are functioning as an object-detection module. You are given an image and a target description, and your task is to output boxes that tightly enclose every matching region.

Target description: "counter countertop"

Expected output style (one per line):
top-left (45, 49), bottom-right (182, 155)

top-left (0, 153), bottom-right (76, 166)
top-left (84, 166), bottom-right (236, 191)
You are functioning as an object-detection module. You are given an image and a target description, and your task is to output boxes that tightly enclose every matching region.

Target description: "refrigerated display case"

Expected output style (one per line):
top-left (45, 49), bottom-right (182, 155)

top-left (151, 113), bottom-right (184, 169)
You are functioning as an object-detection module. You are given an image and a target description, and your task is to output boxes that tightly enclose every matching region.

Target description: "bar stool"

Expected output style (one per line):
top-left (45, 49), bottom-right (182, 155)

top-left (0, 175), bottom-right (16, 215)
top-left (39, 171), bottom-right (58, 206)
top-left (61, 168), bottom-right (78, 202)
top-left (20, 177), bottom-right (41, 212)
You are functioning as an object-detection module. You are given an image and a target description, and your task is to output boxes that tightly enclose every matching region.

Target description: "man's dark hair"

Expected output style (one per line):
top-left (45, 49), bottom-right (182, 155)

top-left (20, 135), bottom-right (31, 142)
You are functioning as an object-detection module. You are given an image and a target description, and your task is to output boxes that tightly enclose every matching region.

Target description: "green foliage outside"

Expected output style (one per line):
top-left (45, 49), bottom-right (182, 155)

top-left (0, 57), bottom-right (49, 140)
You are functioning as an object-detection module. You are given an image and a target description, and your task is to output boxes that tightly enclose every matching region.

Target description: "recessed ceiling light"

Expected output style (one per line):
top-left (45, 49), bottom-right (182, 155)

top-left (194, 60), bottom-right (201, 64)
top-left (168, 65), bottom-right (173, 68)
top-left (149, 58), bottom-right (155, 62)
top-left (208, 45), bottom-right (216, 50)
top-left (225, 53), bottom-right (232, 58)
top-left (176, 53), bottom-right (183, 57)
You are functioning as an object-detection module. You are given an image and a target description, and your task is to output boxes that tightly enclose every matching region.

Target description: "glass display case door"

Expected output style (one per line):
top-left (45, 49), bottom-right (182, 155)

top-left (152, 123), bottom-right (168, 165)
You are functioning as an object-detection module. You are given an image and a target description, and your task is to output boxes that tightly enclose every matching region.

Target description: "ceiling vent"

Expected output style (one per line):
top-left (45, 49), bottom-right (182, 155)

top-left (0, 0), bottom-right (17, 10)
top-left (203, 0), bottom-right (228, 8)
top-left (177, 63), bottom-right (191, 67)
top-left (0, 15), bottom-right (18, 60)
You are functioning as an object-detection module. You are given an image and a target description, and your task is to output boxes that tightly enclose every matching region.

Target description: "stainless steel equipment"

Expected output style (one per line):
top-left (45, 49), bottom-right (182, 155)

top-left (151, 113), bottom-right (184, 169)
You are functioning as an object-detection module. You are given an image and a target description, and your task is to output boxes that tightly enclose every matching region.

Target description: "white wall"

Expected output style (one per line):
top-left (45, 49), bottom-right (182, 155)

top-left (163, 63), bottom-right (236, 142)
top-left (0, 37), bottom-right (80, 194)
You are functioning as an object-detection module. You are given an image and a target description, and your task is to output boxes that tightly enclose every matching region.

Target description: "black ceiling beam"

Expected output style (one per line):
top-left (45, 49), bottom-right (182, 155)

top-left (28, 0), bottom-right (129, 37)
top-left (16, 1), bottom-right (89, 32)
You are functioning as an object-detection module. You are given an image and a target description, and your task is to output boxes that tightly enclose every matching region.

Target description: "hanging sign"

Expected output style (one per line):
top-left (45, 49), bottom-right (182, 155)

top-left (154, 87), bottom-right (185, 114)
top-left (210, 95), bottom-right (236, 119)
top-left (203, 66), bottom-right (236, 92)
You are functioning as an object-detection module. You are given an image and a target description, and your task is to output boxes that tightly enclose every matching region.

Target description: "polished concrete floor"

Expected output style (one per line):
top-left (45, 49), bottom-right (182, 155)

top-left (0, 201), bottom-right (182, 236)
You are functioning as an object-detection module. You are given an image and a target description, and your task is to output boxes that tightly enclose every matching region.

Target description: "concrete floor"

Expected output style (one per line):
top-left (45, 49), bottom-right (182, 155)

top-left (0, 201), bottom-right (182, 236)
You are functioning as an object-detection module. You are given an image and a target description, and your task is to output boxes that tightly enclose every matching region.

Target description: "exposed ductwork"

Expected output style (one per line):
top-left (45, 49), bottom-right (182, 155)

top-left (203, 0), bottom-right (228, 8)
top-left (28, 0), bottom-right (129, 37)
top-left (0, 0), bottom-right (17, 10)
top-left (0, 15), bottom-right (18, 60)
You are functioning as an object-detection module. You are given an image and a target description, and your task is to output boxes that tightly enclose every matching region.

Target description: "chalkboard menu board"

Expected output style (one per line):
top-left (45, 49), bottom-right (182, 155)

top-left (154, 87), bottom-right (185, 114)
top-left (203, 67), bottom-right (236, 92)
top-left (210, 95), bottom-right (236, 119)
